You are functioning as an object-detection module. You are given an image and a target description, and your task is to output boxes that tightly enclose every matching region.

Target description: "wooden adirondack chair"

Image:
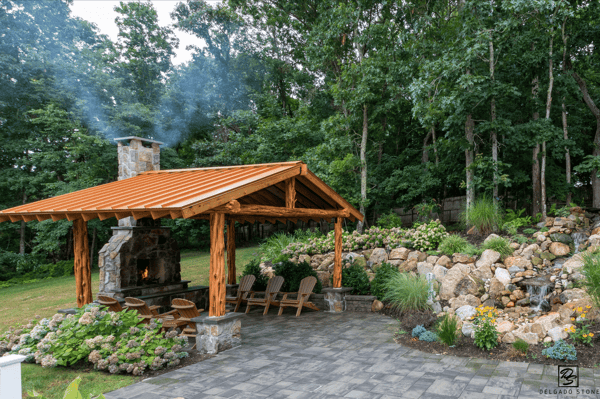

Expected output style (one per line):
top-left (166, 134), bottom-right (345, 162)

top-left (124, 297), bottom-right (178, 324)
top-left (278, 276), bottom-right (319, 317)
top-left (170, 298), bottom-right (203, 348)
top-left (97, 295), bottom-right (125, 312)
top-left (225, 275), bottom-right (256, 312)
top-left (245, 276), bottom-right (284, 315)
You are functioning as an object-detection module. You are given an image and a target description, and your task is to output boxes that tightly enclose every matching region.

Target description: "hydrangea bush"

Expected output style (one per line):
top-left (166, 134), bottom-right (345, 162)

top-left (0, 304), bottom-right (188, 376)
top-left (405, 220), bottom-right (448, 252)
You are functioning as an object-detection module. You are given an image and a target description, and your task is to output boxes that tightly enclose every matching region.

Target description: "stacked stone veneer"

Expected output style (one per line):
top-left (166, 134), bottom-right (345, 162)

top-left (117, 138), bottom-right (160, 180)
top-left (192, 313), bottom-right (243, 355)
top-left (98, 226), bottom-right (181, 296)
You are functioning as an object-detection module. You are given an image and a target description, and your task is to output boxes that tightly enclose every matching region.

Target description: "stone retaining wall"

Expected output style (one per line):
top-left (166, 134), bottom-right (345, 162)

top-left (346, 295), bottom-right (376, 312)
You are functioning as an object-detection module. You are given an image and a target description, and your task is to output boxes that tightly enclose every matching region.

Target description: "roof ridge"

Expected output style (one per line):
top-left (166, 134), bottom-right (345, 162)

top-left (142, 161), bottom-right (304, 174)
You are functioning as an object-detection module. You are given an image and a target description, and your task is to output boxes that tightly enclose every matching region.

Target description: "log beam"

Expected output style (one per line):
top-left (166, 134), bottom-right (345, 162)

top-left (285, 178), bottom-right (296, 208)
top-left (212, 200), bottom-right (241, 213)
top-left (232, 205), bottom-right (349, 219)
top-left (73, 219), bottom-right (93, 307)
top-left (227, 219), bottom-right (236, 285)
top-left (209, 212), bottom-right (226, 317)
top-left (333, 217), bottom-right (342, 288)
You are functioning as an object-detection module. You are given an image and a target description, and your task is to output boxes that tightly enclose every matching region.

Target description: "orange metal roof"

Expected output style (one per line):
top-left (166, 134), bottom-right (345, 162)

top-left (0, 161), bottom-right (363, 223)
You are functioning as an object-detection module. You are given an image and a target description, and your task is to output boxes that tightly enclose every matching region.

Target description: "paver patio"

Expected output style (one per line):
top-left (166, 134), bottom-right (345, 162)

top-left (104, 311), bottom-right (600, 399)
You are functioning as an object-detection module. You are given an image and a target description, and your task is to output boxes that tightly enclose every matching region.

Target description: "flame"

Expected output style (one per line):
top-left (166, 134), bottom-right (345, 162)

top-left (142, 268), bottom-right (148, 279)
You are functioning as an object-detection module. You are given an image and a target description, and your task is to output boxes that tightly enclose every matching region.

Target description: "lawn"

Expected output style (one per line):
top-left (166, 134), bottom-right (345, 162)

top-left (0, 246), bottom-right (259, 333)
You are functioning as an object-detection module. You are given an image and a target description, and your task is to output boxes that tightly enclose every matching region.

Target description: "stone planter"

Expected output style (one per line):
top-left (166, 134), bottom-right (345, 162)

top-left (345, 295), bottom-right (377, 312)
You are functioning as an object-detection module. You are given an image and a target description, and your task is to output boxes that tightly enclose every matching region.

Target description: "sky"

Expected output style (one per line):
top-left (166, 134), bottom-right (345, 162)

top-left (69, 0), bottom-right (221, 65)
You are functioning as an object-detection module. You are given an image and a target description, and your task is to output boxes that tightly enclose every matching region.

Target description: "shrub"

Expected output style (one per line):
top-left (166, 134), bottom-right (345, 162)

top-left (419, 331), bottom-right (438, 342)
top-left (242, 259), bottom-right (269, 291)
top-left (461, 197), bottom-right (502, 235)
top-left (341, 263), bottom-right (370, 295)
top-left (260, 232), bottom-right (296, 262)
top-left (376, 212), bottom-right (403, 228)
top-left (406, 220), bottom-right (448, 252)
top-left (0, 305), bottom-right (188, 375)
top-left (382, 273), bottom-right (430, 312)
top-left (472, 305), bottom-right (499, 351)
top-left (370, 263), bottom-right (399, 300)
top-left (512, 339), bottom-right (529, 354)
top-left (437, 314), bottom-right (459, 346)
top-left (481, 236), bottom-right (513, 257)
top-left (0, 250), bottom-right (45, 281)
top-left (581, 253), bottom-right (600, 309)
top-left (542, 340), bottom-right (577, 361)
top-left (512, 234), bottom-right (528, 245)
top-left (523, 228), bottom-right (537, 235)
top-left (274, 260), bottom-right (322, 294)
top-left (412, 325), bottom-right (426, 338)
top-left (438, 235), bottom-right (469, 256)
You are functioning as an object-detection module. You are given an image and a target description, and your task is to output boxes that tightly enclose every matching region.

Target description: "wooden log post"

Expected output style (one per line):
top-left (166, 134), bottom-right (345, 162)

top-left (209, 212), bottom-right (226, 317)
top-left (227, 219), bottom-right (236, 285)
top-left (73, 219), bottom-right (93, 307)
top-left (285, 177), bottom-right (296, 208)
top-left (333, 217), bottom-right (342, 288)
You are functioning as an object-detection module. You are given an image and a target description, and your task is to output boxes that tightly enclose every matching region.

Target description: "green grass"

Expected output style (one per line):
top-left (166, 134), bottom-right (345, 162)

top-left (461, 196), bottom-right (502, 235)
top-left (259, 230), bottom-right (323, 262)
top-left (382, 273), bottom-right (431, 312)
top-left (481, 236), bottom-right (513, 256)
top-left (581, 252), bottom-right (600, 309)
top-left (438, 234), bottom-right (469, 255)
top-left (22, 363), bottom-right (137, 398)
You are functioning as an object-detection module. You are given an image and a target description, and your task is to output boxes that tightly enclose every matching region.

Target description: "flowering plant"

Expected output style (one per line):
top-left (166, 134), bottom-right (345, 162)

top-left (471, 305), bottom-right (499, 350)
top-left (405, 220), bottom-right (448, 252)
top-left (565, 305), bottom-right (594, 346)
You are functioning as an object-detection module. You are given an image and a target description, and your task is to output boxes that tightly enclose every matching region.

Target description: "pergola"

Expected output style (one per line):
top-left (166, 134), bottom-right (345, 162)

top-left (0, 161), bottom-right (363, 317)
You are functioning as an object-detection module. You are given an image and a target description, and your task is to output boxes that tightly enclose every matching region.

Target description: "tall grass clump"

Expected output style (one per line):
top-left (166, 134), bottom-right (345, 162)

top-left (461, 197), bottom-right (502, 235)
top-left (260, 230), bottom-right (323, 262)
top-left (438, 235), bottom-right (469, 256)
top-left (581, 253), bottom-right (600, 308)
top-left (382, 273), bottom-right (430, 312)
top-left (481, 236), bottom-right (513, 256)
top-left (437, 314), bottom-right (459, 346)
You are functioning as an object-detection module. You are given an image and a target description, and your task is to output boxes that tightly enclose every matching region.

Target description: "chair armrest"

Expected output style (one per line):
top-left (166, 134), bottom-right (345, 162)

top-left (149, 305), bottom-right (161, 310)
top-left (161, 309), bottom-right (179, 318)
top-left (281, 293), bottom-right (289, 301)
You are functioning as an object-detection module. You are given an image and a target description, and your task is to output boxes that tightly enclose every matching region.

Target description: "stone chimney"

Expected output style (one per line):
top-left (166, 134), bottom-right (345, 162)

top-left (114, 137), bottom-right (163, 226)
top-left (114, 136), bottom-right (162, 180)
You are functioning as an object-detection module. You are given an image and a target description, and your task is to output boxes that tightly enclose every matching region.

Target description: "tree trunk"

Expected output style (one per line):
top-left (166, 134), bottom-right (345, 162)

top-left (571, 70), bottom-right (600, 207)
top-left (422, 129), bottom-right (432, 164)
top-left (465, 114), bottom-right (475, 222)
top-left (490, 39), bottom-right (498, 208)
top-left (19, 192), bottom-right (27, 255)
top-left (542, 34), bottom-right (555, 221)
top-left (532, 76), bottom-right (541, 216)
top-left (73, 219), bottom-right (92, 307)
top-left (357, 104), bottom-right (368, 233)
top-left (431, 125), bottom-right (439, 165)
top-left (562, 20), bottom-right (571, 204)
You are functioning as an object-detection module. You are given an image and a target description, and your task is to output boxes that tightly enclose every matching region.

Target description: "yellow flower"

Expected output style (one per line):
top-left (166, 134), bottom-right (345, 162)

top-left (565, 327), bottom-right (570, 332)
top-left (571, 317), bottom-right (575, 321)
top-left (577, 307), bottom-right (583, 312)
top-left (586, 305), bottom-right (591, 309)
top-left (583, 334), bottom-right (588, 338)
top-left (581, 314), bottom-right (586, 318)
top-left (488, 312), bottom-right (492, 318)
top-left (571, 327), bottom-right (576, 333)
top-left (590, 333), bottom-right (594, 337)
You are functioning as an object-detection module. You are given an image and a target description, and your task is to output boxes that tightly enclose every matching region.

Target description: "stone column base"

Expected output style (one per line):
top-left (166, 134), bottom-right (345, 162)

top-left (321, 287), bottom-right (353, 312)
top-left (191, 313), bottom-right (243, 354)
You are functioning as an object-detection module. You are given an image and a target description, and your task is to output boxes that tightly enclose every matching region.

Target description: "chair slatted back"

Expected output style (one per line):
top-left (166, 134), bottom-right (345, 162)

top-left (238, 275), bottom-right (256, 299)
top-left (124, 297), bottom-right (153, 316)
top-left (97, 295), bottom-right (123, 312)
top-left (298, 276), bottom-right (317, 297)
top-left (171, 298), bottom-right (200, 320)
top-left (265, 276), bottom-right (284, 297)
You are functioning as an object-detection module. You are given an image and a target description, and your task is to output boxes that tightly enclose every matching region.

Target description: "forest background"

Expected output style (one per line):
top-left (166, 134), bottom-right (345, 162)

top-left (1, 0), bottom-right (600, 274)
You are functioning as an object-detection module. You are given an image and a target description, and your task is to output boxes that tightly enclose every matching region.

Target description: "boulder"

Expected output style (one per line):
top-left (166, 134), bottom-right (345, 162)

top-left (488, 278), bottom-right (505, 299)
top-left (550, 233), bottom-right (574, 245)
top-left (530, 323), bottom-right (545, 339)
top-left (317, 271), bottom-right (331, 288)
top-left (512, 331), bottom-right (539, 345)
top-left (483, 234), bottom-right (501, 244)
top-left (559, 288), bottom-right (588, 303)
top-left (449, 294), bottom-right (481, 309)
top-left (299, 254), bottom-right (311, 264)
top-left (462, 321), bottom-right (475, 337)
top-left (471, 264), bottom-right (493, 280)
top-left (503, 257), bottom-right (519, 268)
top-left (362, 249), bottom-right (373, 260)
top-left (540, 252), bottom-right (556, 261)
top-left (427, 255), bottom-right (440, 264)
top-left (371, 300), bottom-right (384, 312)
top-left (535, 313), bottom-right (561, 333)
top-left (476, 249), bottom-right (501, 267)
top-left (408, 251), bottom-right (427, 262)
top-left (455, 305), bottom-right (477, 321)
top-left (558, 304), bottom-right (574, 324)
top-left (454, 275), bottom-right (485, 297)
top-left (589, 234), bottom-right (600, 248)
top-left (417, 261), bottom-right (434, 276)
top-left (561, 254), bottom-right (584, 271)
top-left (389, 247), bottom-right (410, 260)
top-left (508, 265), bottom-right (524, 274)
top-left (497, 321), bottom-right (515, 334)
top-left (549, 242), bottom-right (570, 257)
top-left (547, 326), bottom-right (568, 342)
top-left (353, 256), bottom-right (367, 268)
top-left (440, 266), bottom-right (467, 301)
top-left (453, 253), bottom-right (475, 264)
top-left (502, 332), bottom-right (516, 343)
top-left (387, 259), bottom-right (402, 267)
top-left (398, 259), bottom-right (418, 273)
top-left (432, 265), bottom-right (448, 283)
top-left (495, 268), bottom-right (511, 287)
top-left (370, 248), bottom-right (389, 265)
top-left (436, 255), bottom-right (452, 267)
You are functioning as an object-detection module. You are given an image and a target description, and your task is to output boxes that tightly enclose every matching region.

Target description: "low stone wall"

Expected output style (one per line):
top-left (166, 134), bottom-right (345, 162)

top-left (346, 295), bottom-right (376, 312)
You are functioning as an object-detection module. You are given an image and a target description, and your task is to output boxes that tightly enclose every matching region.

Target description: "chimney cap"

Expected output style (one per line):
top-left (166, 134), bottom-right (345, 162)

top-left (114, 136), bottom-right (164, 146)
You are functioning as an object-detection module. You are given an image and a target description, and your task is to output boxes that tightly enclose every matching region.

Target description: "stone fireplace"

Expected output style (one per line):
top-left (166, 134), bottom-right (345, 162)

top-left (97, 137), bottom-right (209, 310)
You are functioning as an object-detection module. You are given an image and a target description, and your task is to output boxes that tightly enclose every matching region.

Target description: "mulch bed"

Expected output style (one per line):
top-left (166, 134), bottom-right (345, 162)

top-left (383, 307), bottom-right (600, 368)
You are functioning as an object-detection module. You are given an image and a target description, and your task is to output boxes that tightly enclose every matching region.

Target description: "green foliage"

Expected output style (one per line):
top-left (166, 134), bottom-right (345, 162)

top-left (406, 220), bottom-right (448, 252)
top-left (512, 234), bottom-right (528, 245)
top-left (29, 376), bottom-right (107, 399)
top-left (413, 200), bottom-right (440, 222)
top-left (382, 273), bottom-right (430, 312)
top-left (438, 235), bottom-right (469, 256)
top-left (542, 340), bottom-right (577, 361)
top-left (242, 258), bottom-right (269, 292)
top-left (262, 230), bottom-right (323, 262)
top-left (566, 306), bottom-right (594, 345)
top-left (376, 212), bottom-right (403, 229)
top-left (502, 209), bottom-right (531, 235)
top-left (341, 263), bottom-right (370, 295)
top-left (0, 260), bottom-right (75, 289)
top-left (0, 305), bottom-right (188, 375)
top-left (437, 314), bottom-right (459, 346)
top-left (419, 331), bottom-right (438, 342)
top-left (472, 306), bottom-right (499, 351)
top-left (512, 339), bottom-right (529, 354)
top-left (462, 197), bottom-right (502, 235)
top-left (523, 228), bottom-right (537, 235)
top-left (370, 263), bottom-right (399, 300)
top-left (549, 203), bottom-right (571, 218)
top-left (581, 253), bottom-right (600, 309)
top-left (481, 236), bottom-right (513, 257)
top-left (273, 260), bottom-right (322, 294)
